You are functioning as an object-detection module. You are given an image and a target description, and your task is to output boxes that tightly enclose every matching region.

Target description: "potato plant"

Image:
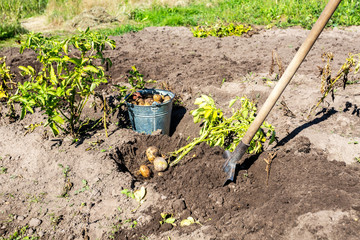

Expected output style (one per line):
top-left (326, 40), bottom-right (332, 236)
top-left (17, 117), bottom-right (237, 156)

top-left (191, 23), bottom-right (252, 38)
top-left (309, 52), bottom-right (360, 116)
top-left (10, 28), bottom-right (116, 136)
top-left (170, 95), bottom-right (275, 166)
top-left (0, 56), bottom-right (14, 101)
top-left (114, 66), bottom-right (156, 104)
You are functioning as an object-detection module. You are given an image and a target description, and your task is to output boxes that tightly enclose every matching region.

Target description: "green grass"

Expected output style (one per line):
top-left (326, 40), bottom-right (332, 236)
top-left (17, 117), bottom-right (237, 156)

top-left (0, 0), bottom-right (48, 18)
top-left (97, 24), bottom-right (146, 36)
top-left (0, 18), bottom-right (27, 40)
top-left (128, 0), bottom-right (360, 29)
top-left (0, 0), bottom-right (48, 40)
top-left (0, 0), bottom-right (360, 44)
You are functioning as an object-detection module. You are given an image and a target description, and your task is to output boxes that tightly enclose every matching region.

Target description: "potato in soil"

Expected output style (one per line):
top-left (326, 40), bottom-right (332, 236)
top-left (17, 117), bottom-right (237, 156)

top-left (153, 157), bottom-right (168, 172)
top-left (146, 146), bottom-right (160, 163)
top-left (139, 165), bottom-right (151, 178)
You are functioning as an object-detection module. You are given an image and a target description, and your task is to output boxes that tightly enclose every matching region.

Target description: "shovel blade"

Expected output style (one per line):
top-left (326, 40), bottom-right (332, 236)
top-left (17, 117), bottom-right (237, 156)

top-left (222, 141), bottom-right (249, 185)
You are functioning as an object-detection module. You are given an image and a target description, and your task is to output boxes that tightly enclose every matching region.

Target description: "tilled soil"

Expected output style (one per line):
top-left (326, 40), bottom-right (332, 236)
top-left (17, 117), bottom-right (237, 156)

top-left (0, 26), bottom-right (360, 239)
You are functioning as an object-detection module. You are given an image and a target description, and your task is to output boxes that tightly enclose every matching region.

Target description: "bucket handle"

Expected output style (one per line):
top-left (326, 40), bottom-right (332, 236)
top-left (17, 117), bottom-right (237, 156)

top-left (151, 102), bottom-right (162, 112)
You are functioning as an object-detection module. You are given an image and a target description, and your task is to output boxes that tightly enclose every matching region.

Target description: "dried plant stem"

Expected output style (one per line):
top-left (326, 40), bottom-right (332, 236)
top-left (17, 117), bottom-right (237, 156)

top-left (308, 52), bottom-right (360, 117)
top-left (264, 151), bottom-right (277, 186)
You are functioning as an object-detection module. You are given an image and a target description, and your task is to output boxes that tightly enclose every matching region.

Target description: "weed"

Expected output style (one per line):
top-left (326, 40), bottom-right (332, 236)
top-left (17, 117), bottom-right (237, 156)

top-left (0, 225), bottom-right (39, 240)
top-left (57, 164), bottom-right (73, 198)
top-left (108, 222), bottom-right (122, 239)
top-left (24, 122), bottom-right (43, 136)
top-left (5, 213), bottom-right (15, 223)
top-left (85, 139), bottom-right (104, 151)
top-left (108, 218), bottom-right (138, 239)
top-left (191, 23), bottom-right (252, 38)
top-left (27, 192), bottom-right (47, 204)
top-left (124, 219), bottom-right (137, 228)
top-left (0, 166), bottom-right (7, 174)
top-left (58, 164), bottom-right (70, 178)
top-left (74, 179), bottom-right (89, 195)
top-left (355, 157), bottom-right (360, 163)
top-left (120, 187), bottom-right (146, 212)
top-left (49, 213), bottom-right (63, 230)
top-left (10, 29), bottom-right (116, 137)
top-left (59, 179), bottom-right (73, 198)
top-left (120, 189), bottom-right (135, 199)
top-left (160, 212), bottom-right (176, 226)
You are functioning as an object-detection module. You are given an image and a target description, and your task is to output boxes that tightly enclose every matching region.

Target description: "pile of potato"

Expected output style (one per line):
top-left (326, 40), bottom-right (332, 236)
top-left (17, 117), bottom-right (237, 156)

top-left (138, 146), bottom-right (168, 178)
top-left (128, 92), bottom-right (172, 106)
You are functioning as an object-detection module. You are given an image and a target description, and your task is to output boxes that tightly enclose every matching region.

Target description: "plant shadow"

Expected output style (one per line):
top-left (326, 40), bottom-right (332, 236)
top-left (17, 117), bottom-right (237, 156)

top-left (275, 107), bottom-right (337, 147)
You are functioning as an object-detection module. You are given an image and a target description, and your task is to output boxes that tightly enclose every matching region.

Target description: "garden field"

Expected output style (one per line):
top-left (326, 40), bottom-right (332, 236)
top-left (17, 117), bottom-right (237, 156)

top-left (0, 0), bottom-right (360, 240)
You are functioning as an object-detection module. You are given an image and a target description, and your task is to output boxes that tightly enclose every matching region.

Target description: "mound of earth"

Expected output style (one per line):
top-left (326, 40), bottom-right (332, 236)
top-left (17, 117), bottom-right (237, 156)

top-left (70, 7), bottom-right (118, 30)
top-left (0, 26), bottom-right (360, 239)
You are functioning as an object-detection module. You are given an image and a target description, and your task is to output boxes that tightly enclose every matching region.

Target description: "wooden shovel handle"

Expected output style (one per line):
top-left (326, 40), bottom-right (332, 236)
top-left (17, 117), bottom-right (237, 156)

top-left (241, 0), bottom-right (342, 145)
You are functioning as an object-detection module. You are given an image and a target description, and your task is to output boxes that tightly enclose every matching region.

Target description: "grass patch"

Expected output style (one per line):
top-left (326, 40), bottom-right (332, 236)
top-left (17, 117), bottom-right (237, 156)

top-left (0, 0), bottom-right (48, 40)
top-left (0, 0), bottom-right (360, 47)
top-left (0, 0), bottom-right (48, 18)
top-left (97, 24), bottom-right (145, 36)
top-left (46, 0), bottom-right (81, 24)
top-left (126, 0), bottom-right (360, 29)
top-left (0, 18), bottom-right (27, 40)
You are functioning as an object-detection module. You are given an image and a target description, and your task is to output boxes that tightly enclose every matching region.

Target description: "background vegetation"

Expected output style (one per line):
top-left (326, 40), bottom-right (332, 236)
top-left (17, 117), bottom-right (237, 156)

top-left (0, 0), bottom-right (359, 43)
top-left (0, 0), bottom-right (48, 40)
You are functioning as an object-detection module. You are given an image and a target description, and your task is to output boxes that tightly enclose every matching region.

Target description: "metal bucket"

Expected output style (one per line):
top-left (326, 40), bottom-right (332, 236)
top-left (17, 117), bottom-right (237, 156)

top-left (125, 89), bottom-right (175, 135)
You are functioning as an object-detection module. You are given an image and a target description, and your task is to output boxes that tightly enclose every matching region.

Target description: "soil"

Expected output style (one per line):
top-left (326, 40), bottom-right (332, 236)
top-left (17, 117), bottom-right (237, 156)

top-left (1, 26), bottom-right (360, 240)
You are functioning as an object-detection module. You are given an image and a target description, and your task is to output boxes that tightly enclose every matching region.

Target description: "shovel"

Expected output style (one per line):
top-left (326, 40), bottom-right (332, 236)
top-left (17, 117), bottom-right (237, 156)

top-left (223, 0), bottom-right (342, 185)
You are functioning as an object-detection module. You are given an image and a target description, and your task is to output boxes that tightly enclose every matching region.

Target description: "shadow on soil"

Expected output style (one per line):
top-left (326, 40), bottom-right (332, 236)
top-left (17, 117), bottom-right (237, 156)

top-left (344, 101), bottom-right (360, 117)
top-left (170, 106), bottom-right (187, 136)
top-left (276, 107), bottom-right (337, 147)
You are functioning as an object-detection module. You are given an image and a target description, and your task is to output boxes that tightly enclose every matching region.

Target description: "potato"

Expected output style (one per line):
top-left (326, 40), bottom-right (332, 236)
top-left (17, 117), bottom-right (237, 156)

top-left (153, 94), bottom-right (162, 103)
top-left (137, 98), bottom-right (145, 106)
top-left (153, 157), bottom-right (168, 172)
top-left (139, 165), bottom-right (151, 178)
top-left (146, 146), bottom-right (160, 163)
top-left (164, 95), bottom-right (171, 102)
top-left (145, 98), bottom-right (154, 105)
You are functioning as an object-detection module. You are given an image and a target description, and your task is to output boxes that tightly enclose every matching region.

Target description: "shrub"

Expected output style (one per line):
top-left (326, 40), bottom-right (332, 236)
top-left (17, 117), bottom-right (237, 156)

top-left (10, 28), bottom-right (116, 137)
